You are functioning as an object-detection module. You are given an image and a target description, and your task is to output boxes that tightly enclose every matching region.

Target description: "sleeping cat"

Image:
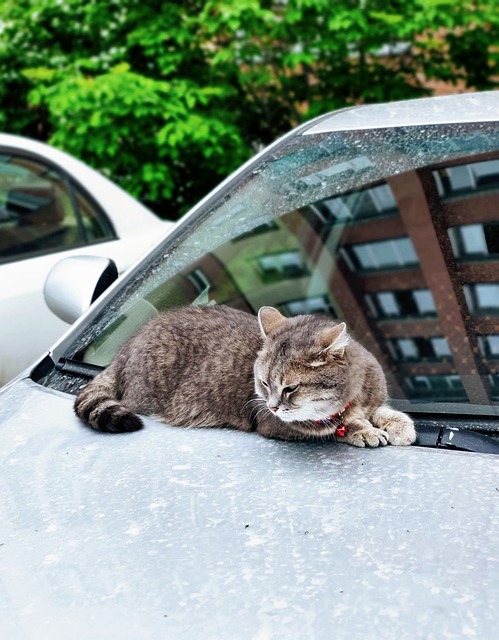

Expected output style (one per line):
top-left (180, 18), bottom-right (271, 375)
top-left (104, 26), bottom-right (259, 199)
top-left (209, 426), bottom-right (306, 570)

top-left (74, 305), bottom-right (416, 448)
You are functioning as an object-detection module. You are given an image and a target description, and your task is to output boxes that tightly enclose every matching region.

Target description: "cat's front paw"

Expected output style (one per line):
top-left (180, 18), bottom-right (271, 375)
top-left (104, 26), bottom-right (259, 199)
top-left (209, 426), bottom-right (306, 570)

top-left (371, 406), bottom-right (416, 446)
top-left (342, 425), bottom-right (389, 448)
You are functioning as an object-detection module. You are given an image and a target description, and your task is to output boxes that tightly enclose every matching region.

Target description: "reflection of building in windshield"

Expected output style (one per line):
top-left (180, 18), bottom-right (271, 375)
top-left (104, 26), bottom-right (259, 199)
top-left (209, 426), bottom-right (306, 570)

top-left (168, 154), bottom-right (499, 406)
top-left (327, 155), bottom-right (499, 405)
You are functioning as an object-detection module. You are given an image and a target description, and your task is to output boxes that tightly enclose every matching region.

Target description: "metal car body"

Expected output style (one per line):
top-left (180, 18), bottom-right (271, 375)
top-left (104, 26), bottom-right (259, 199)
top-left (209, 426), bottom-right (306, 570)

top-left (0, 134), bottom-right (173, 386)
top-left (1, 93), bottom-right (499, 639)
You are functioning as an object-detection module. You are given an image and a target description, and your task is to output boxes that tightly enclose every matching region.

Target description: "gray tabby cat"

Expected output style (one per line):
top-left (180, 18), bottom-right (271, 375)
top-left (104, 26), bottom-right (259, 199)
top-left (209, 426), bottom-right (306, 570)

top-left (74, 305), bottom-right (416, 447)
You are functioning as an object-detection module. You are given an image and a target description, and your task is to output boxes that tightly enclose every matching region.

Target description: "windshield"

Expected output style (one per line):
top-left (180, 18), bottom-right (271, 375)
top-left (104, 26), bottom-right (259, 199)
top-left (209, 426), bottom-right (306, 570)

top-left (46, 121), bottom-right (499, 417)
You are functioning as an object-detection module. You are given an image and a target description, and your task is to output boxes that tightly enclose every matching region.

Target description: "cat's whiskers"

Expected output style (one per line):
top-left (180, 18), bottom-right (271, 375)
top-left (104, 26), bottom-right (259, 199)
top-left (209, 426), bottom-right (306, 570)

top-left (245, 397), bottom-right (265, 406)
top-left (245, 397), bottom-right (267, 413)
top-left (245, 397), bottom-right (274, 423)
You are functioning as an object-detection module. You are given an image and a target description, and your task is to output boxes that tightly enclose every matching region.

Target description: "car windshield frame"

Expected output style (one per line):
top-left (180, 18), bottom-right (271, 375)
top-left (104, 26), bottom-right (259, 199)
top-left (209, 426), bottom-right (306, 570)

top-left (40, 108), bottom-right (499, 422)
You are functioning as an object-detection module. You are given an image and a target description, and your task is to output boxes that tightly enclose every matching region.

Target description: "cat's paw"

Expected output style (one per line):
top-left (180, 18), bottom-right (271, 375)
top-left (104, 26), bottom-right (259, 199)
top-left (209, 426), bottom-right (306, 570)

top-left (343, 426), bottom-right (389, 448)
top-left (371, 406), bottom-right (416, 446)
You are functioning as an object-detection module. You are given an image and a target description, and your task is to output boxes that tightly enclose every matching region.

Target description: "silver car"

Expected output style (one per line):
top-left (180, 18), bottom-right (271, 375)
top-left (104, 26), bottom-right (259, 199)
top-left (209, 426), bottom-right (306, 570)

top-left (1, 92), bottom-right (498, 639)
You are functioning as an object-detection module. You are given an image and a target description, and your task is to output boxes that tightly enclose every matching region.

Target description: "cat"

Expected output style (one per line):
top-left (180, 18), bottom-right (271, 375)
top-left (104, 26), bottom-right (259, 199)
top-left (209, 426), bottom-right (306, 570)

top-left (74, 305), bottom-right (416, 448)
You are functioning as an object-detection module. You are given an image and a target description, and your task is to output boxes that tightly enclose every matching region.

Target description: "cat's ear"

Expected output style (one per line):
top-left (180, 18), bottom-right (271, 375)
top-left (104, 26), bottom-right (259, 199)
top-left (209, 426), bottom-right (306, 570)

top-left (321, 322), bottom-right (350, 358)
top-left (258, 306), bottom-right (286, 337)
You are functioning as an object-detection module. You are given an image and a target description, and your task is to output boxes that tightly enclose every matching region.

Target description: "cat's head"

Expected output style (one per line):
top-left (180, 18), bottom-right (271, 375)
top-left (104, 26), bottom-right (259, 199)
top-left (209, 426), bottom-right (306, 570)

top-left (254, 306), bottom-right (351, 434)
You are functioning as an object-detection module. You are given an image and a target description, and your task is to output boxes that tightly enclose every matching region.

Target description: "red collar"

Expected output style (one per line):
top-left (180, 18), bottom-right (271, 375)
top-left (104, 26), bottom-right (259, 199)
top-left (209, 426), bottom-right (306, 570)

top-left (315, 401), bottom-right (352, 437)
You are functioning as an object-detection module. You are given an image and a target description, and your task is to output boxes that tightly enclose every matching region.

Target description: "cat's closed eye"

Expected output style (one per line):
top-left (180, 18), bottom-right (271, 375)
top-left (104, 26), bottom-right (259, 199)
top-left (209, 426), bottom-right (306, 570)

top-left (283, 384), bottom-right (300, 395)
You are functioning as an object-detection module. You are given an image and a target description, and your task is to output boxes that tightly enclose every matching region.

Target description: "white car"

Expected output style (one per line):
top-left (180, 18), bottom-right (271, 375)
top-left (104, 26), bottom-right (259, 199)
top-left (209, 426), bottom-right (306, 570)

top-left (0, 134), bottom-right (173, 385)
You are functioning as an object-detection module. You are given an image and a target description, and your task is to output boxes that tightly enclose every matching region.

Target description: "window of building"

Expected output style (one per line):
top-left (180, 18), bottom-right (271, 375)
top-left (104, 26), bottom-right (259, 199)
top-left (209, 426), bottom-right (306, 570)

top-left (404, 375), bottom-right (467, 401)
top-left (489, 374), bottom-right (499, 401)
top-left (413, 289), bottom-right (436, 315)
top-left (395, 338), bottom-right (419, 359)
top-left (387, 336), bottom-right (451, 361)
top-left (478, 335), bottom-right (499, 358)
top-left (233, 221), bottom-right (278, 241)
top-left (342, 236), bottom-right (418, 272)
top-left (449, 223), bottom-right (499, 259)
top-left (313, 182), bottom-right (398, 223)
top-left (431, 337), bottom-right (452, 358)
top-left (367, 288), bottom-right (437, 319)
top-left (375, 291), bottom-right (400, 318)
top-left (464, 283), bottom-right (499, 314)
top-left (434, 159), bottom-right (499, 197)
top-left (283, 296), bottom-right (334, 316)
top-left (257, 251), bottom-right (309, 282)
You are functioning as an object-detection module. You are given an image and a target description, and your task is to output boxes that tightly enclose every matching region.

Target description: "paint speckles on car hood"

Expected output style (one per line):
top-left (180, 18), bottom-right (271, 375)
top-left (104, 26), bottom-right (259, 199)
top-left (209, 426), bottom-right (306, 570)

top-left (1, 379), bottom-right (498, 639)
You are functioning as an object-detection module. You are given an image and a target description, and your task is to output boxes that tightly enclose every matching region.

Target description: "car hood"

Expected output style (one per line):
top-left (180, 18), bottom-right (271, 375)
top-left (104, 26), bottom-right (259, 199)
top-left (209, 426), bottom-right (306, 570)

top-left (1, 379), bottom-right (498, 639)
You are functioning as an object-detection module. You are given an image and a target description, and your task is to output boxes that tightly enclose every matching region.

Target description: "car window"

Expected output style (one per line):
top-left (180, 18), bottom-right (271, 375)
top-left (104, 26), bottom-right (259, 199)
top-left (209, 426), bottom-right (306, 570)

top-left (51, 121), bottom-right (499, 417)
top-left (0, 152), bottom-right (114, 263)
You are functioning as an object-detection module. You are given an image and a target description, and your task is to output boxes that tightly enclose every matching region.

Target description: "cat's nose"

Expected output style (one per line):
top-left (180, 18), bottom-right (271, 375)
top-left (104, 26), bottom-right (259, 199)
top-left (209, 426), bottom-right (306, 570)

top-left (269, 405), bottom-right (278, 413)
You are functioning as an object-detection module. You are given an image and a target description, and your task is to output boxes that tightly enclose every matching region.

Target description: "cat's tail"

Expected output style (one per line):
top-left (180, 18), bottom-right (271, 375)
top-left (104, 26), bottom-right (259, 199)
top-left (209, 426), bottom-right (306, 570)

top-left (74, 364), bottom-right (143, 433)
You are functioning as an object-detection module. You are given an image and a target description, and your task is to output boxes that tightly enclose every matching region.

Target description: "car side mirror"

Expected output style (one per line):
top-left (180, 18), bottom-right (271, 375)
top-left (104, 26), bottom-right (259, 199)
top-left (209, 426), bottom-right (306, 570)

top-left (44, 255), bottom-right (118, 324)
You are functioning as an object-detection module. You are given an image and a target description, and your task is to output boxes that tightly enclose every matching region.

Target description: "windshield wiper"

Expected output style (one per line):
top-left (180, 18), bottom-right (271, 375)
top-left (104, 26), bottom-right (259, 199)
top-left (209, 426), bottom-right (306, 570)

top-left (55, 358), bottom-right (104, 379)
top-left (415, 424), bottom-right (499, 454)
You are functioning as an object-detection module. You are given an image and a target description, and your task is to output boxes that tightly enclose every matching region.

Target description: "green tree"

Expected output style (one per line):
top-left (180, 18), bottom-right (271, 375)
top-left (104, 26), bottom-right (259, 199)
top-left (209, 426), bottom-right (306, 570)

top-left (0, 0), bottom-right (497, 218)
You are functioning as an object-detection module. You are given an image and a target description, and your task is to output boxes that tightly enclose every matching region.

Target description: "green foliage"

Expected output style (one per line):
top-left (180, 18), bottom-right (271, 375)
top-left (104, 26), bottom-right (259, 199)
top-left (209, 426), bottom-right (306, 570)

top-left (0, 0), bottom-right (497, 218)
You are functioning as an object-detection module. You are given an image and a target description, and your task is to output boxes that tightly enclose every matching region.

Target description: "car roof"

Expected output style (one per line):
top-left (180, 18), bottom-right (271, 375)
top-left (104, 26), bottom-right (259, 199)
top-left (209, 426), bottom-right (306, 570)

top-left (0, 132), bottom-right (106, 174)
top-left (304, 91), bottom-right (499, 134)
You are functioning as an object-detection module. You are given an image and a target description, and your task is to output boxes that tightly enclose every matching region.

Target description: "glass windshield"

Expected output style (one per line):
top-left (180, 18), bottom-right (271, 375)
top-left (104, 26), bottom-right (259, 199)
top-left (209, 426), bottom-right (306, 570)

top-left (58, 121), bottom-right (499, 416)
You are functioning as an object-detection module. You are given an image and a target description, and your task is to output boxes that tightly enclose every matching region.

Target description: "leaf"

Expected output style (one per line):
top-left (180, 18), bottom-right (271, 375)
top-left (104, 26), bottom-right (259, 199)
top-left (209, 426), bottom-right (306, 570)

top-left (369, 11), bottom-right (404, 25)
top-left (21, 67), bottom-right (58, 82)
